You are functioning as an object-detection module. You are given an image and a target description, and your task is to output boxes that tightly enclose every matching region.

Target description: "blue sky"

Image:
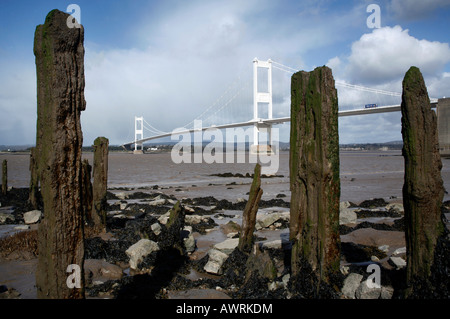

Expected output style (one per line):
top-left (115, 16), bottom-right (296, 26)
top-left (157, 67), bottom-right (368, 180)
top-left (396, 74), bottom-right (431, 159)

top-left (1, 0), bottom-right (450, 145)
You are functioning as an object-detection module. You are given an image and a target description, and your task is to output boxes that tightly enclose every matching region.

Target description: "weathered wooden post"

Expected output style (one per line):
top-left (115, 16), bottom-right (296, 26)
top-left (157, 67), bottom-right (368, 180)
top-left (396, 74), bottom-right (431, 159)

top-left (401, 66), bottom-right (445, 295)
top-left (81, 159), bottom-right (93, 224)
top-left (238, 163), bottom-right (263, 253)
top-left (289, 66), bottom-right (341, 284)
top-left (34, 9), bottom-right (86, 299)
top-left (28, 147), bottom-right (40, 209)
top-left (1, 159), bottom-right (7, 196)
top-left (92, 136), bottom-right (109, 227)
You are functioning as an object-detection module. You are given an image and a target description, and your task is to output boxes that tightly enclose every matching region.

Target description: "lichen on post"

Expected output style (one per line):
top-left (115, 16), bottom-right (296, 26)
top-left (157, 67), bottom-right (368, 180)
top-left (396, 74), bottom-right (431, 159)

top-left (289, 66), bottom-right (341, 285)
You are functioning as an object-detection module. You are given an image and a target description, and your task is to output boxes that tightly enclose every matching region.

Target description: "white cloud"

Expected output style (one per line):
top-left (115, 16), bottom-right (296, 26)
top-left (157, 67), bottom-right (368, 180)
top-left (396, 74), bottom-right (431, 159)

top-left (344, 25), bottom-right (450, 85)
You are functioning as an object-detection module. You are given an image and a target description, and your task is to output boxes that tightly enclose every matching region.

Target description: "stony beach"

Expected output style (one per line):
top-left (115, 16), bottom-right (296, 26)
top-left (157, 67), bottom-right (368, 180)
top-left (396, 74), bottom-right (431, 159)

top-left (1, 164), bottom-right (449, 299)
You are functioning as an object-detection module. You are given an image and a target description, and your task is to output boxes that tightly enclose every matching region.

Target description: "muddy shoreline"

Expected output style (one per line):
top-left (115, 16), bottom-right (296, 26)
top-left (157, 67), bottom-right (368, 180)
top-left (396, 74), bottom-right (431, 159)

top-left (2, 185), bottom-right (448, 299)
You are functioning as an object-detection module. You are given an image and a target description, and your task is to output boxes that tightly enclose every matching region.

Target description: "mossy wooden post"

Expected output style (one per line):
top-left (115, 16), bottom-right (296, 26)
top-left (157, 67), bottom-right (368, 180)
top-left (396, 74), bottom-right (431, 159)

top-left (81, 159), bottom-right (93, 224)
top-left (29, 147), bottom-right (40, 209)
top-left (34, 9), bottom-right (86, 299)
top-left (401, 66), bottom-right (445, 294)
top-left (92, 137), bottom-right (109, 227)
top-left (238, 163), bottom-right (263, 253)
top-left (289, 66), bottom-right (341, 284)
top-left (1, 159), bottom-right (7, 196)
top-left (164, 201), bottom-right (186, 252)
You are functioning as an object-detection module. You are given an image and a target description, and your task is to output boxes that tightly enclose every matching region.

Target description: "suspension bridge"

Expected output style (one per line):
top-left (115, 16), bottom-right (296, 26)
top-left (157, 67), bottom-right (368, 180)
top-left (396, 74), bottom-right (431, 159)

top-left (121, 58), bottom-right (439, 152)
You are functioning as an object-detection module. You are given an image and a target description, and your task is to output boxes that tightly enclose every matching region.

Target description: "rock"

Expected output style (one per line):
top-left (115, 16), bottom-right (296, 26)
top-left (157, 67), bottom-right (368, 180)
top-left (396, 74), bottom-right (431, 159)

top-left (220, 220), bottom-right (241, 235)
top-left (339, 207), bottom-right (357, 225)
top-left (148, 198), bottom-right (167, 206)
top-left (14, 225), bottom-right (31, 230)
top-left (380, 286), bottom-right (394, 299)
top-left (34, 9), bottom-right (86, 299)
top-left (116, 192), bottom-right (128, 200)
top-left (355, 279), bottom-right (381, 299)
top-left (342, 273), bottom-right (363, 299)
top-left (393, 247), bottom-right (406, 255)
top-left (260, 239), bottom-right (282, 250)
top-left (23, 210), bottom-right (42, 224)
top-left (340, 201), bottom-right (351, 210)
top-left (389, 256), bottom-right (406, 269)
top-left (0, 213), bottom-right (14, 224)
top-left (185, 215), bottom-right (209, 225)
top-left (290, 66), bottom-right (340, 283)
top-left (182, 226), bottom-right (196, 253)
top-left (256, 212), bottom-right (282, 230)
top-left (151, 222), bottom-right (161, 236)
top-left (204, 249), bottom-right (229, 275)
top-left (183, 233), bottom-right (196, 253)
top-left (125, 239), bottom-right (160, 270)
top-left (214, 238), bottom-right (239, 255)
top-left (0, 287), bottom-right (21, 299)
top-left (378, 245), bottom-right (390, 253)
top-left (158, 211), bottom-right (170, 225)
top-left (386, 203), bottom-right (404, 214)
top-left (84, 259), bottom-right (123, 282)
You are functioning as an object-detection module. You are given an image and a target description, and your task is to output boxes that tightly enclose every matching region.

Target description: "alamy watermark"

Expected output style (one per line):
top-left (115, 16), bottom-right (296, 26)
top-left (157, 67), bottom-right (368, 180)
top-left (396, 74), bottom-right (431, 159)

top-left (66, 264), bottom-right (81, 289)
top-left (170, 120), bottom-right (280, 175)
top-left (366, 4), bottom-right (381, 29)
top-left (66, 4), bottom-right (81, 28)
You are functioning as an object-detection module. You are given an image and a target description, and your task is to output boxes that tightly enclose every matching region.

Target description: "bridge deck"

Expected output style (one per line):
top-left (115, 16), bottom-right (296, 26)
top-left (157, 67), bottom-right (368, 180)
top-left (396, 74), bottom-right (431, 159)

top-left (124, 101), bottom-right (437, 147)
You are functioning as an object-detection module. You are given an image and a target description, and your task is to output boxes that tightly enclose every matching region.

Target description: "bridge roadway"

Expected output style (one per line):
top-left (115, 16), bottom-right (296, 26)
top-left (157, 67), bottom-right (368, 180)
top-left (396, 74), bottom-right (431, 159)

top-left (123, 101), bottom-right (438, 147)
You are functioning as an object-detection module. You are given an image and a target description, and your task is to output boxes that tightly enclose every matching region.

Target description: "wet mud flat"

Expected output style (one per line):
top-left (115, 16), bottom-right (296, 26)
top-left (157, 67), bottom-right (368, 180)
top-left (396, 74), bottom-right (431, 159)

top-left (2, 185), bottom-right (449, 299)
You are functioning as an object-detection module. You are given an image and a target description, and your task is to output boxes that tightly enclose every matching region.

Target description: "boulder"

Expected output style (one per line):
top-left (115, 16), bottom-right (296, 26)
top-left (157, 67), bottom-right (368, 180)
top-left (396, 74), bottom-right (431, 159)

top-left (380, 286), bottom-right (394, 299)
top-left (182, 225), bottom-right (196, 253)
top-left (355, 279), bottom-right (381, 299)
top-left (185, 215), bottom-right (209, 225)
top-left (341, 273), bottom-right (363, 299)
top-left (204, 249), bottom-right (229, 275)
top-left (260, 239), bottom-right (282, 250)
top-left (0, 213), bottom-right (14, 224)
top-left (125, 239), bottom-right (160, 270)
top-left (339, 207), bottom-right (357, 225)
top-left (151, 222), bottom-right (162, 236)
top-left (389, 256), bottom-right (406, 269)
top-left (255, 212), bottom-right (287, 230)
top-left (148, 198), bottom-right (167, 206)
top-left (393, 247), bottom-right (406, 255)
top-left (84, 259), bottom-right (123, 282)
top-left (23, 210), bottom-right (42, 224)
top-left (386, 203), bottom-right (404, 214)
top-left (213, 238), bottom-right (239, 255)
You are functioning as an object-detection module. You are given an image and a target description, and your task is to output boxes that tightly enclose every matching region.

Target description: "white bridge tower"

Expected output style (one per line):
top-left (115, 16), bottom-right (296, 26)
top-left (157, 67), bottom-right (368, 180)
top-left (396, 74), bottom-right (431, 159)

top-left (252, 58), bottom-right (273, 154)
top-left (134, 116), bottom-right (144, 154)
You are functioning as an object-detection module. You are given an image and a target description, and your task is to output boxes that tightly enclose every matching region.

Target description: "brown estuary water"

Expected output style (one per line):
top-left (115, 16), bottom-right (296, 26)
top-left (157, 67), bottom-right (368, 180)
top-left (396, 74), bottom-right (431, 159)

top-left (1, 150), bottom-right (449, 204)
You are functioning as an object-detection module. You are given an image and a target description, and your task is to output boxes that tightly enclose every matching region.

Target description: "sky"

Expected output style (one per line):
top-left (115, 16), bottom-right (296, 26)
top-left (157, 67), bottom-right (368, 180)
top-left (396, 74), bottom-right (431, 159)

top-left (0, 0), bottom-right (450, 146)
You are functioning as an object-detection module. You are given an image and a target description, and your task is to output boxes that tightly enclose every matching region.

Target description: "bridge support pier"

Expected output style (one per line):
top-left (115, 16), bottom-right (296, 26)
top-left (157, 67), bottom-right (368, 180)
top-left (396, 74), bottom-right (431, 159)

top-left (251, 124), bottom-right (274, 155)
